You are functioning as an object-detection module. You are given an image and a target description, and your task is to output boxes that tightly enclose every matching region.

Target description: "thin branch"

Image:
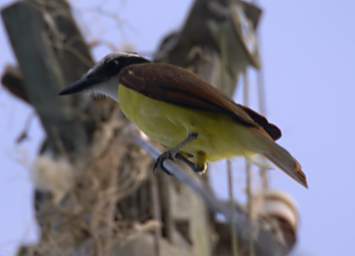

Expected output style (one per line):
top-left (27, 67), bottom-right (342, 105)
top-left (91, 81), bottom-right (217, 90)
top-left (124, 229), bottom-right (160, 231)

top-left (227, 159), bottom-right (240, 256)
top-left (150, 175), bottom-right (162, 256)
top-left (16, 112), bottom-right (35, 144)
top-left (255, 29), bottom-right (270, 191)
top-left (243, 69), bottom-right (256, 256)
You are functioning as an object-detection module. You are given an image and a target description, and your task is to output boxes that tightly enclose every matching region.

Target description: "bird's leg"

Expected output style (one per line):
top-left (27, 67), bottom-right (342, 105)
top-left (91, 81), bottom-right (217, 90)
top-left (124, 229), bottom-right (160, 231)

top-left (176, 151), bottom-right (208, 174)
top-left (175, 153), bottom-right (196, 170)
top-left (153, 132), bottom-right (198, 174)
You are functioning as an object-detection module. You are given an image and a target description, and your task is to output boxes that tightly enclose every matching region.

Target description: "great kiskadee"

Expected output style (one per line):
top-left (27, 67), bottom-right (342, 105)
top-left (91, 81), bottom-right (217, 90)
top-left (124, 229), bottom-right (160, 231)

top-left (59, 52), bottom-right (308, 188)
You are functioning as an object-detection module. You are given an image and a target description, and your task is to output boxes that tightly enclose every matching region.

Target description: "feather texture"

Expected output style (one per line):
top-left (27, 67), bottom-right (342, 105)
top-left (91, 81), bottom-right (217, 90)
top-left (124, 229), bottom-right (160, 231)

top-left (119, 63), bottom-right (281, 140)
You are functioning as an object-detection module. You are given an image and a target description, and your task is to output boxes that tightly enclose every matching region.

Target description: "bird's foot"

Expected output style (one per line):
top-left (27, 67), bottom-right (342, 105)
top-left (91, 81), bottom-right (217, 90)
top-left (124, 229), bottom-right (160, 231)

top-left (153, 150), bottom-right (177, 175)
top-left (153, 132), bottom-right (200, 175)
top-left (194, 162), bottom-right (208, 175)
top-left (195, 150), bottom-right (208, 175)
top-left (175, 153), bottom-right (208, 175)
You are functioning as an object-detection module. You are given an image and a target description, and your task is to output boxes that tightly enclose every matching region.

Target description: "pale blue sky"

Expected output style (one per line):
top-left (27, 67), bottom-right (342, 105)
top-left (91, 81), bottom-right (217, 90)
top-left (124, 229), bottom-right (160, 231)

top-left (0, 0), bottom-right (353, 255)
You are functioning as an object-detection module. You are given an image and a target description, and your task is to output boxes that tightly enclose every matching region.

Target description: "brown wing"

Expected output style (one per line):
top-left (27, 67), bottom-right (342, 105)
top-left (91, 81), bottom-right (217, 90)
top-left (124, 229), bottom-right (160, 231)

top-left (119, 63), bottom-right (281, 140)
top-left (238, 105), bottom-right (281, 140)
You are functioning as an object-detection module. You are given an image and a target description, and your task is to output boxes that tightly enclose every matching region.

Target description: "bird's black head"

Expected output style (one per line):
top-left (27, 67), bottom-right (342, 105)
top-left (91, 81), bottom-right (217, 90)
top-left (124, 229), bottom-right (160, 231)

top-left (86, 53), bottom-right (150, 82)
top-left (59, 52), bottom-right (150, 96)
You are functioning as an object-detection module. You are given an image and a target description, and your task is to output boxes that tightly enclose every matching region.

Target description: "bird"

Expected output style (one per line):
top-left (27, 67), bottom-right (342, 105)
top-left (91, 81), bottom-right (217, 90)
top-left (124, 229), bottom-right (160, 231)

top-left (59, 52), bottom-right (308, 188)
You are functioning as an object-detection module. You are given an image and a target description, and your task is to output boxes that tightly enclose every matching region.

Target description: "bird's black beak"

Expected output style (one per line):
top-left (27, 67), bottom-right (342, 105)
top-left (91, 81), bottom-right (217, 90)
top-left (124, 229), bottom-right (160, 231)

top-left (59, 76), bottom-right (99, 96)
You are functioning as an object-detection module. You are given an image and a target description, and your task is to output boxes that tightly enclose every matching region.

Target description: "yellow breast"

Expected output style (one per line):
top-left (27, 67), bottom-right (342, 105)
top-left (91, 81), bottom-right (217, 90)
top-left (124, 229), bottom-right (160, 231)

top-left (118, 84), bottom-right (253, 162)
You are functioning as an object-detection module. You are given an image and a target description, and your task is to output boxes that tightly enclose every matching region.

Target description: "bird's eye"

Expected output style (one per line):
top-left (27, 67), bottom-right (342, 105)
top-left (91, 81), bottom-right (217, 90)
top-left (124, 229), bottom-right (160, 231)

top-left (102, 58), bottom-right (121, 76)
top-left (108, 59), bottom-right (120, 70)
top-left (106, 59), bottom-right (120, 70)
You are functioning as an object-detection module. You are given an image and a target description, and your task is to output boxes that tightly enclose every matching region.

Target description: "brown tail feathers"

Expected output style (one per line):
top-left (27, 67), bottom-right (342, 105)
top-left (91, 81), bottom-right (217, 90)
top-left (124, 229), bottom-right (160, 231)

top-left (262, 139), bottom-right (308, 188)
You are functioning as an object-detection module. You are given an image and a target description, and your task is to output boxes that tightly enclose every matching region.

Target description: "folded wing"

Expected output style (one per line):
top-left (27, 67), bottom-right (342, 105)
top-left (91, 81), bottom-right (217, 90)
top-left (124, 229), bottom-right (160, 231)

top-left (119, 63), bottom-right (281, 140)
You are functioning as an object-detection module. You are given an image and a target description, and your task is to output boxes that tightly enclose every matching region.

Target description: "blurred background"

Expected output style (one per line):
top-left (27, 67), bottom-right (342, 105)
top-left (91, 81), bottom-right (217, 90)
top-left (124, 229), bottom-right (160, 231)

top-left (0, 0), bottom-right (352, 255)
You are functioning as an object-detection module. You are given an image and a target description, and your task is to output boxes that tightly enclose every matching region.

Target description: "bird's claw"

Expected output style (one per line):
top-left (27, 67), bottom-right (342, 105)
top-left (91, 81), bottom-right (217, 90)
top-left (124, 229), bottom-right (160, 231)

top-left (193, 163), bottom-right (208, 175)
top-left (175, 153), bottom-right (207, 175)
top-left (153, 151), bottom-right (176, 175)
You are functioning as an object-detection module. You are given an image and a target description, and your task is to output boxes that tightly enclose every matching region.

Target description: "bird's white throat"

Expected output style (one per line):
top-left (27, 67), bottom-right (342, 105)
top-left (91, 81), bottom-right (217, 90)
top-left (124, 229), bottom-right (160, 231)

top-left (90, 77), bottom-right (119, 102)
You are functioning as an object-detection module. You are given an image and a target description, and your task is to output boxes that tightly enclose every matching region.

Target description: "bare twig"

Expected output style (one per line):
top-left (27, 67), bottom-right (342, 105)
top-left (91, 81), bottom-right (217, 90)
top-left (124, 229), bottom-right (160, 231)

top-left (227, 159), bottom-right (240, 256)
top-left (150, 175), bottom-right (162, 256)
top-left (243, 69), bottom-right (256, 256)
top-left (255, 30), bottom-right (270, 191)
top-left (16, 112), bottom-right (35, 144)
